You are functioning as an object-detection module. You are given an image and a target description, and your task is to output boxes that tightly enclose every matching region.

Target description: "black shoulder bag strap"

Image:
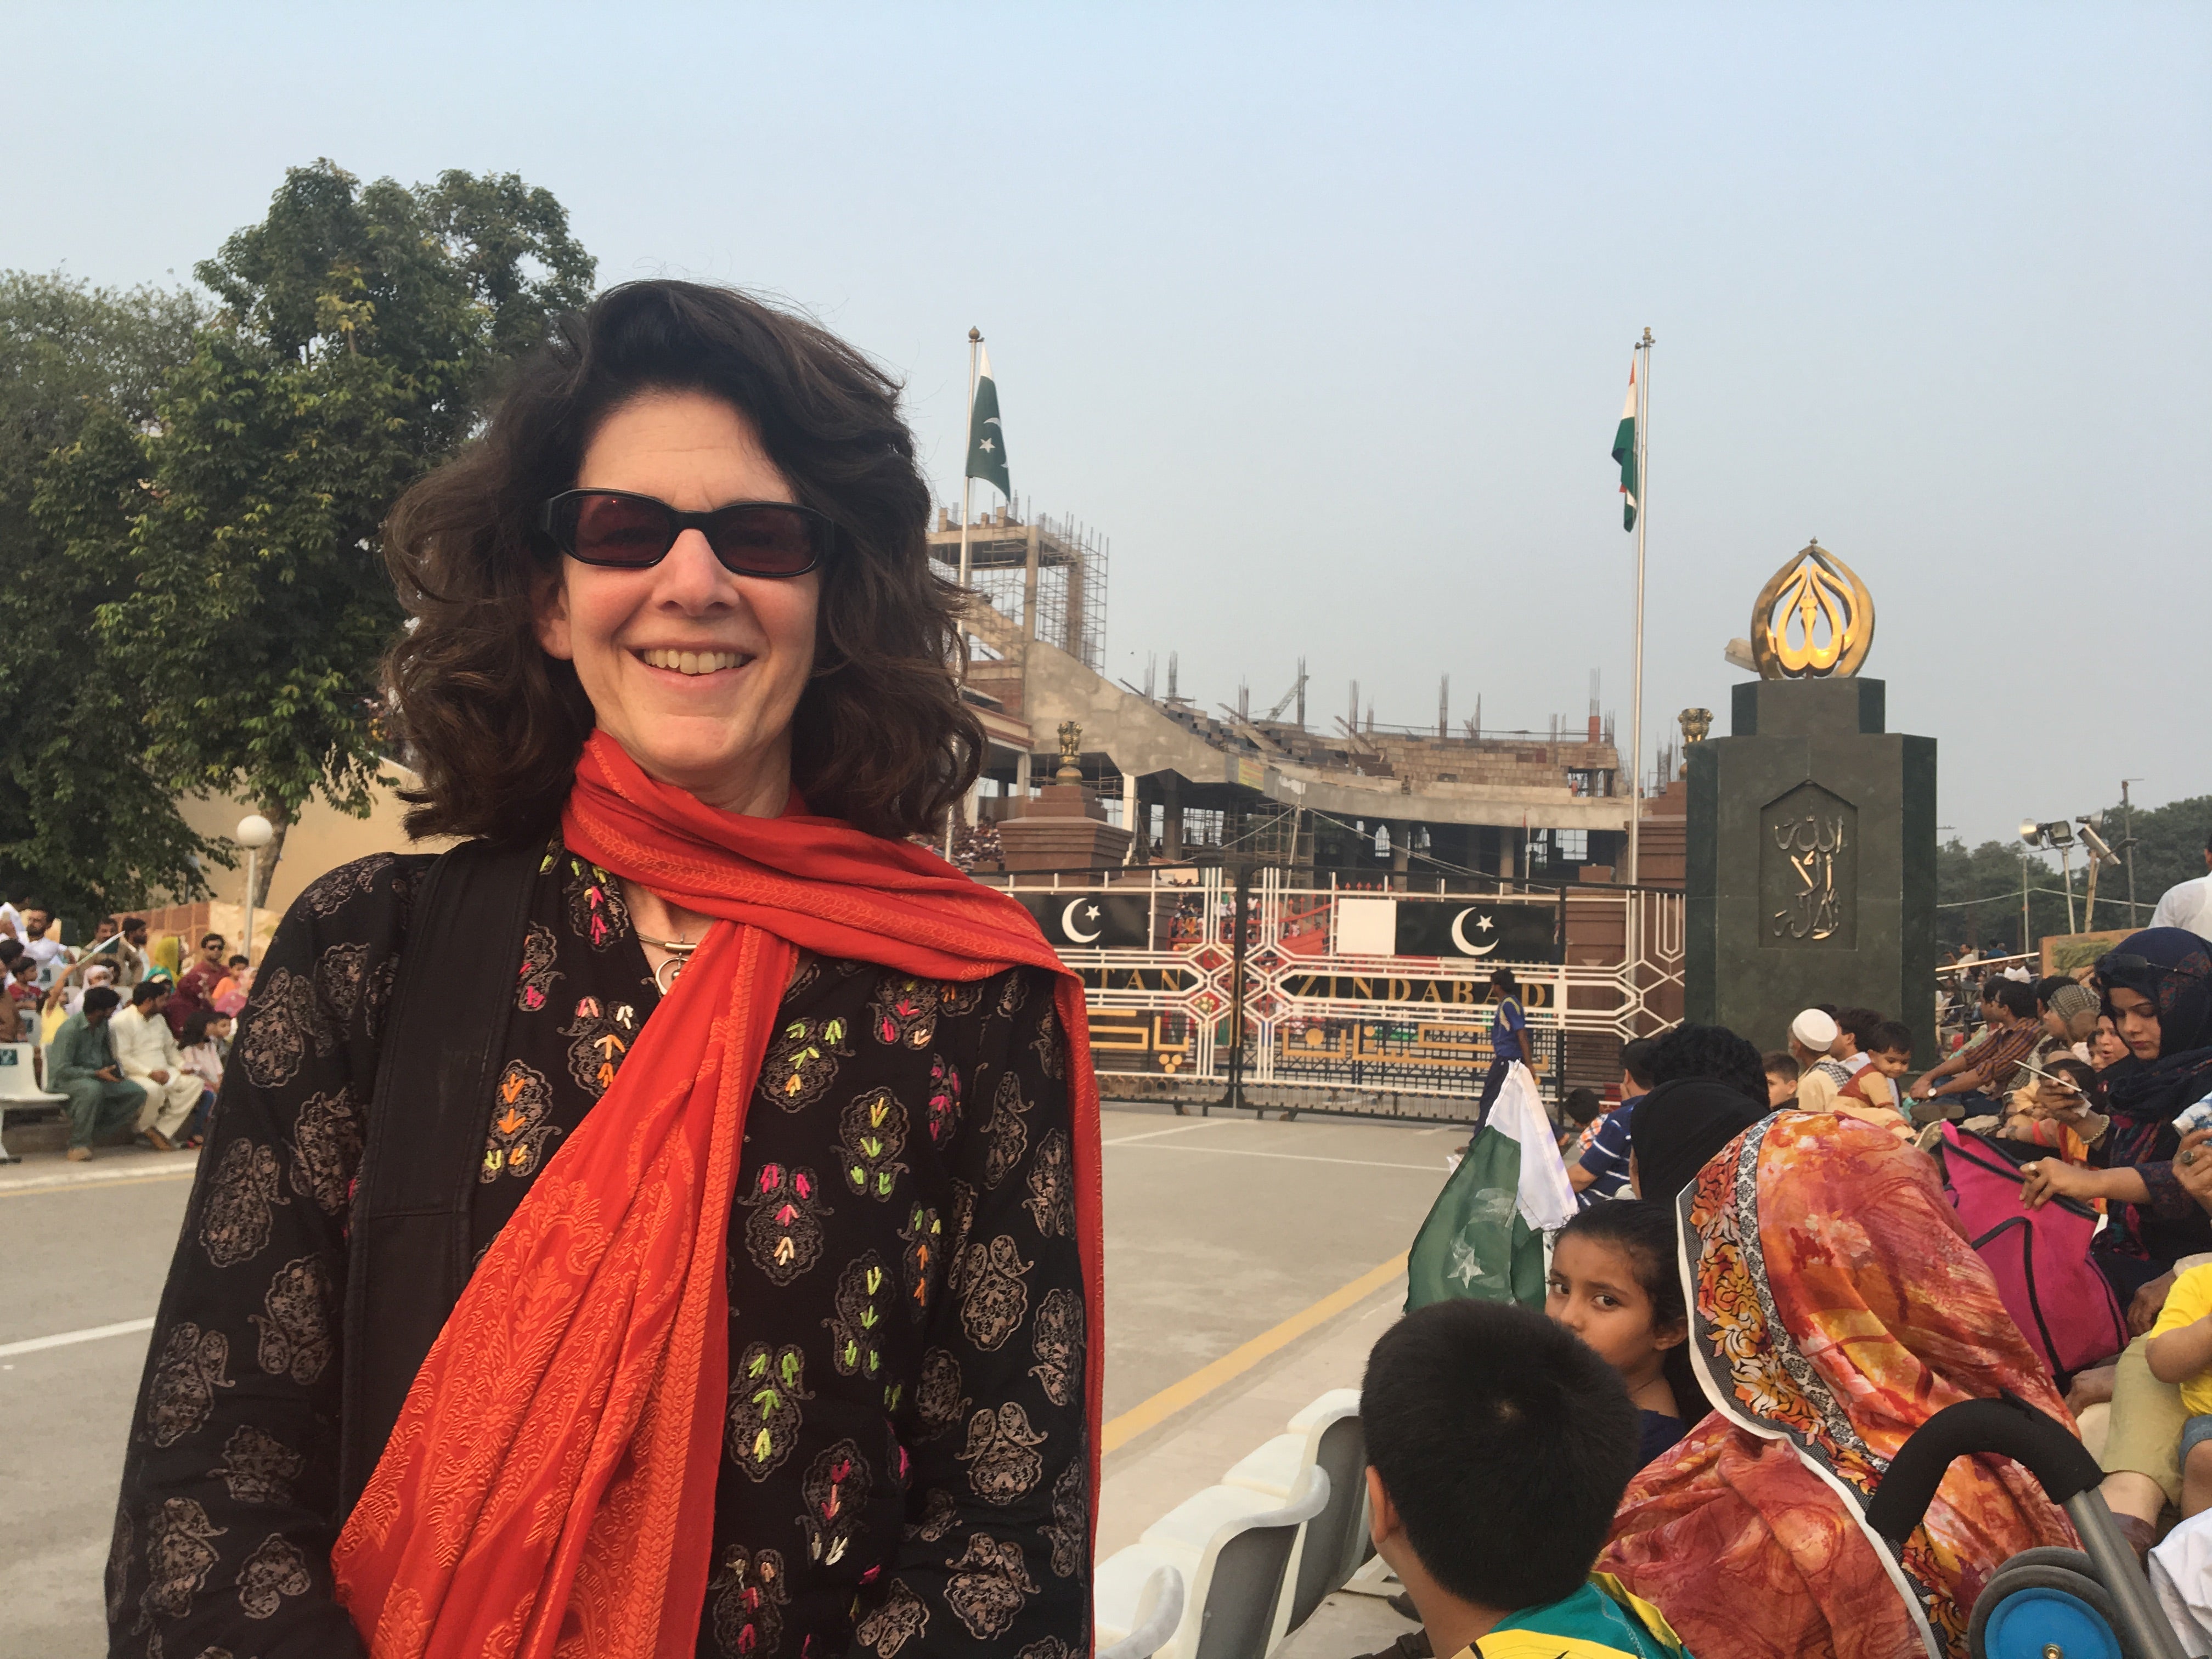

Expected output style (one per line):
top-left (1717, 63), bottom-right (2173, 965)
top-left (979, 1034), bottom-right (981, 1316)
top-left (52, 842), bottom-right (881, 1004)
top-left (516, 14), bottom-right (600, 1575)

top-left (337, 837), bottom-right (541, 1517)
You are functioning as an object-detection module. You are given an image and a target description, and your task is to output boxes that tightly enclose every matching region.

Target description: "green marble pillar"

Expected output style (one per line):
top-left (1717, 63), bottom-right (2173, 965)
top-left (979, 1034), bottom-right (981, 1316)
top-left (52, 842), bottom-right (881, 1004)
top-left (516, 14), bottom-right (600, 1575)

top-left (1685, 678), bottom-right (1938, 1066)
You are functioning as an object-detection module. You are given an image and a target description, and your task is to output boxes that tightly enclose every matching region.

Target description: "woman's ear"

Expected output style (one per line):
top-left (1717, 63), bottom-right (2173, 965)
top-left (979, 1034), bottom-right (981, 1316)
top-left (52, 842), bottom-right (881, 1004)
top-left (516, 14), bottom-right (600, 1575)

top-left (533, 567), bottom-right (573, 659)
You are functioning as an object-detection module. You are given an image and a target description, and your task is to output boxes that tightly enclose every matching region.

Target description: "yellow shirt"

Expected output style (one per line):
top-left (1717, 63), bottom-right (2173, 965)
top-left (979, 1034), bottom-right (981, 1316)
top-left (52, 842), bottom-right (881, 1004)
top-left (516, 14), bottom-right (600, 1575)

top-left (2151, 1263), bottom-right (2212, 1418)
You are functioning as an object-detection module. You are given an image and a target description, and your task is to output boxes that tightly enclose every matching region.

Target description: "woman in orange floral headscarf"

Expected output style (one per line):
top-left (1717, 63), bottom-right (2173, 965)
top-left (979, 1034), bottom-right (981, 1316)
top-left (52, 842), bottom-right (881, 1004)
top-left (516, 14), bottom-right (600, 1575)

top-left (1598, 1111), bottom-right (2078, 1659)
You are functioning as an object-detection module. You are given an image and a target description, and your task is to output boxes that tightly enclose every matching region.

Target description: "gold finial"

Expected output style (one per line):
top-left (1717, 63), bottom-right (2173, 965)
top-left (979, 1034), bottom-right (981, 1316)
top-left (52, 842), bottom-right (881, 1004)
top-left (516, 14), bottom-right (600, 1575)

top-left (1677, 708), bottom-right (1712, 775)
top-left (1750, 542), bottom-right (1875, 680)
top-left (1055, 719), bottom-right (1083, 783)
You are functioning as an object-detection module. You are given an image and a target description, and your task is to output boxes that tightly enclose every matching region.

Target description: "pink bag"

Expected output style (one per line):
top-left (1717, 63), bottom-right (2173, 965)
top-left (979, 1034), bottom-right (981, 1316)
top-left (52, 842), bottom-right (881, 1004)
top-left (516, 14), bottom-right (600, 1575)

top-left (1932, 1123), bottom-right (2126, 1380)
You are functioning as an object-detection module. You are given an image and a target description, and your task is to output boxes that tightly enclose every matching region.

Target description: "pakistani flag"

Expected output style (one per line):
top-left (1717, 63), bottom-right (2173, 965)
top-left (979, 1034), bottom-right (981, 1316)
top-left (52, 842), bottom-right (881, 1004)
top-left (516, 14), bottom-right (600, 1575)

top-left (967, 345), bottom-right (1011, 499)
top-left (1404, 1063), bottom-right (1577, 1311)
top-left (1611, 359), bottom-right (1639, 530)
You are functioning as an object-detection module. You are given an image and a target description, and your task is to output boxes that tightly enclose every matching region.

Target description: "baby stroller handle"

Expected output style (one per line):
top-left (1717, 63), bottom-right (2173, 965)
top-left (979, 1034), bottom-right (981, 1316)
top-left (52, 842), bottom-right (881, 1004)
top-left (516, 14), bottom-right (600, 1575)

top-left (1866, 1391), bottom-right (2185, 1659)
top-left (1866, 1391), bottom-right (2102, 1544)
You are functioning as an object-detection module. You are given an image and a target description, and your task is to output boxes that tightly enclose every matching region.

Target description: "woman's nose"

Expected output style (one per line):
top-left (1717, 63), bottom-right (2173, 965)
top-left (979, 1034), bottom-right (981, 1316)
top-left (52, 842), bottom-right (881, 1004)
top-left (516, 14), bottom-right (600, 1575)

top-left (654, 528), bottom-right (738, 610)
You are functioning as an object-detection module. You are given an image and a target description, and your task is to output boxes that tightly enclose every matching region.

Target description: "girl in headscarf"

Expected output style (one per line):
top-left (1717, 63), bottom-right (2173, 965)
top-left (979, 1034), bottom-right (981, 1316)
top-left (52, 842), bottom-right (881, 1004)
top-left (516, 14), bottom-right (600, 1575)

top-left (2021, 929), bottom-right (2212, 1305)
top-left (1599, 1112), bottom-right (2078, 1658)
top-left (2021, 928), bottom-right (2212, 1555)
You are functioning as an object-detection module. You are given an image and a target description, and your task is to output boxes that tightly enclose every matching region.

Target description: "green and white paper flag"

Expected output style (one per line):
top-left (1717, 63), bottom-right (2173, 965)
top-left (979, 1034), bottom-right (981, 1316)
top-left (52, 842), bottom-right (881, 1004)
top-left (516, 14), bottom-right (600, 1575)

top-left (1404, 1063), bottom-right (1577, 1311)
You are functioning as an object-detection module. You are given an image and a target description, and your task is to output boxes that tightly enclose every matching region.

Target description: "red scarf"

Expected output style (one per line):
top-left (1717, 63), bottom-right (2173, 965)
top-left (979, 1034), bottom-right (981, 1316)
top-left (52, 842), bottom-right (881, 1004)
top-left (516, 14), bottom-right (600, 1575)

top-left (332, 732), bottom-right (1104, 1658)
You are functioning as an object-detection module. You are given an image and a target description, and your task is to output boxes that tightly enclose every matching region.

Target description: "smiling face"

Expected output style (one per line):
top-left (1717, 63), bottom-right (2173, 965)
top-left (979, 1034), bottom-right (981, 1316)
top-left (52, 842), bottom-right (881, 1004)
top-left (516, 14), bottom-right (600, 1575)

top-left (535, 390), bottom-right (820, 816)
top-left (2108, 985), bottom-right (2164, 1062)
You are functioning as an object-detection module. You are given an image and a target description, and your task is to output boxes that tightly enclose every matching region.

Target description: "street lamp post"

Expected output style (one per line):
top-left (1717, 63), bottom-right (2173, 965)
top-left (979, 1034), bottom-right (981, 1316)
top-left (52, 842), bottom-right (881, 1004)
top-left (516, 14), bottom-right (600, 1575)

top-left (236, 814), bottom-right (275, 963)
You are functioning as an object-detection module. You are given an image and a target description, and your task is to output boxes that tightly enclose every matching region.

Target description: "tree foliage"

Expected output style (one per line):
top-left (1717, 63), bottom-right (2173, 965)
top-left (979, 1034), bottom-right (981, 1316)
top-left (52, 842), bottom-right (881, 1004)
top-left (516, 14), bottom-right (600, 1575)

top-left (1934, 791), bottom-right (2212, 956)
top-left (2107, 792), bottom-right (2212, 919)
top-left (0, 272), bottom-right (207, 919)
top-left (49, 160), bottom-right (595, 898)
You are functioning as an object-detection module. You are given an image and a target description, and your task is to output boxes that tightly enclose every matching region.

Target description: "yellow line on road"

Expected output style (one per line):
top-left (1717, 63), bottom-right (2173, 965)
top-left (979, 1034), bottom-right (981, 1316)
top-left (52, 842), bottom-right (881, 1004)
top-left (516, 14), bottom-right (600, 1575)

top-left (1101, 1251), bottom-right (1406, 1453)
top-left (0, 1170), bottom-right (197, 1198)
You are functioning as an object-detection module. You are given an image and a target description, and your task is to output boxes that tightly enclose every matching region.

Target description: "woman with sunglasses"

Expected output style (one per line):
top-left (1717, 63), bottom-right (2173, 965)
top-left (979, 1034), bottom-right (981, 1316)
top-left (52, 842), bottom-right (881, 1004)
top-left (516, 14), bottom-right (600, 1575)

top-left (111, 283), bottom-right (1102, 1659)
top-left (2019, 928), bottom-right (2212, 1556)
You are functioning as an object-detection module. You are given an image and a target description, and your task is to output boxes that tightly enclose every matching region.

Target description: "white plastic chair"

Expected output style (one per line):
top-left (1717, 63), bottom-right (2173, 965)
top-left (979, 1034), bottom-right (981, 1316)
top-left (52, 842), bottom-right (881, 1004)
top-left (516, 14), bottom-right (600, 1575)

top-left (0, 1040), bottom-right (68, 1164)
top-left (1096, 1563), bottom-right (1187, 1659)
top-left (1097, 1465), bottom-right (1329, 1659)
top-left (1221, 1389), bottom-right (1370, 1647)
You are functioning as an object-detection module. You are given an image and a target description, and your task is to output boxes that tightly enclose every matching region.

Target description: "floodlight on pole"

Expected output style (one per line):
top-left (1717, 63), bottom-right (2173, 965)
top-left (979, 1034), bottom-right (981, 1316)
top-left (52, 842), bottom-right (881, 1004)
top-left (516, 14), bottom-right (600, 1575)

top-left (2020, 817), bottom-right (2079, 934)
top-left (236, 815), bottom-right (275, 965)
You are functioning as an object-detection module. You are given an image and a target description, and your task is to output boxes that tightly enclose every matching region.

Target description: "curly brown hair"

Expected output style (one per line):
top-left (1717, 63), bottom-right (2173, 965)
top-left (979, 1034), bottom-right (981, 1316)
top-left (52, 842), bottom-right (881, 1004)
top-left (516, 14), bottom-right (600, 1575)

top-left (382, 280), bottom-right (982, 843)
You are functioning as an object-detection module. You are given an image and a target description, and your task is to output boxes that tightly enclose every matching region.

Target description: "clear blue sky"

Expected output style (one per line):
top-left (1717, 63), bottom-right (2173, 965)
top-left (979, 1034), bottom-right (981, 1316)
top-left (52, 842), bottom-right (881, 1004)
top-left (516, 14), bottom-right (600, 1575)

top-left (7, 3), bottom-right (2206, 846)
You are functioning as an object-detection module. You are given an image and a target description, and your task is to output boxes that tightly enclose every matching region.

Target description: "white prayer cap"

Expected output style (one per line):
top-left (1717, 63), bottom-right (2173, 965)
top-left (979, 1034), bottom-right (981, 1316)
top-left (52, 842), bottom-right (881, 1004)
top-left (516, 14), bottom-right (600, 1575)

top-left (1790, 1008), bottom-right (1840, 1049)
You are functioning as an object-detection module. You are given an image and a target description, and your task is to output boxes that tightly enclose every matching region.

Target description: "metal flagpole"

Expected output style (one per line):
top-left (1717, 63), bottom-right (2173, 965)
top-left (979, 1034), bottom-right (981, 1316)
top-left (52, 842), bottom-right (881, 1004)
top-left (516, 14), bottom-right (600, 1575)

top-left (958, 328), bottom-right (980, 600)
top-left (946, 328), bottom-right (981, 865)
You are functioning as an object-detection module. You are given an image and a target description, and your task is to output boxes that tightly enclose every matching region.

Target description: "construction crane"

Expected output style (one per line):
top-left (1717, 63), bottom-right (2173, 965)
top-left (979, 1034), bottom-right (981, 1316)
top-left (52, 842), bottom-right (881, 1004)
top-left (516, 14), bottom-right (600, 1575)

top-left (1261, 658), bottom-right (1309, 726)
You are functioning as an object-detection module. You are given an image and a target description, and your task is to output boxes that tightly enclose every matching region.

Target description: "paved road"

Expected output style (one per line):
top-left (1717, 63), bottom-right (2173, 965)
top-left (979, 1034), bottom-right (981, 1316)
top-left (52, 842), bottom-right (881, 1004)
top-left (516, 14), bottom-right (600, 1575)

top-left (1, 1161), bottom-right (199, 1659)
top-left (1097, 1105), bottom-right (1455, 1415)
top-left (0, 1109), bottom-right (1454, 1657)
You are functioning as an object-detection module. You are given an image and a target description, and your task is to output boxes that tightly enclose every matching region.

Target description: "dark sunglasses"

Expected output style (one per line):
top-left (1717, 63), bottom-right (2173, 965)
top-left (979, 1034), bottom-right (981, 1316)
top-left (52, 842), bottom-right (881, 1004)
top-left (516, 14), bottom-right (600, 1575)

top-left (540, 489), bottom-right (832, 578)
top-left (2095, 953), bottom-right (2170, 981)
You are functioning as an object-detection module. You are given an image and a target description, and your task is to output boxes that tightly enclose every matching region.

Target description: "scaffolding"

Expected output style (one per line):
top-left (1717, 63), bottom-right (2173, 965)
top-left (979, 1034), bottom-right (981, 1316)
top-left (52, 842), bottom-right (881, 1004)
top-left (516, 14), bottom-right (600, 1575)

top-left (927, 502), bottom-right (1108, 673)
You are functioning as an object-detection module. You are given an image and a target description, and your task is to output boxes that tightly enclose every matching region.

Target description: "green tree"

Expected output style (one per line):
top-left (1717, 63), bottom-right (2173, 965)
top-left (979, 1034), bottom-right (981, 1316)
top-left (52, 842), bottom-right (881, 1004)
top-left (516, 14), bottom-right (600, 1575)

top-left (55, 160), bottom-right (595, 900)
top-left (2103, 791), bottom-right (2212, 924)
top-left (0, 272), bottom-right (207, 923)
top-left (1935, 837), bottom-right (2073, 958)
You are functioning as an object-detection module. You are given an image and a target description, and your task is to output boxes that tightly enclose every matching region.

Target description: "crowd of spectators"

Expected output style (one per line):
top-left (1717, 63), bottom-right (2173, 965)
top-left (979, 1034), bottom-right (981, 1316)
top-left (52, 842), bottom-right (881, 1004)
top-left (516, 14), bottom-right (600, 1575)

top-left (1364, 851), bottom-right (2212, 1656)
top-left (1, 898), bottom-right (238, 1159)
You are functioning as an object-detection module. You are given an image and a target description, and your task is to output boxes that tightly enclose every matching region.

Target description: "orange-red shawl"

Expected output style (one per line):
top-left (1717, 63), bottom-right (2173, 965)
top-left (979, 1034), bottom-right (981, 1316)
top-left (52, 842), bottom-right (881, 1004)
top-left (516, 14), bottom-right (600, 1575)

top-left (1598, 1111), bottom-right (2075, 1659)
top-left (332, 732), bottom-right (1104, 1658)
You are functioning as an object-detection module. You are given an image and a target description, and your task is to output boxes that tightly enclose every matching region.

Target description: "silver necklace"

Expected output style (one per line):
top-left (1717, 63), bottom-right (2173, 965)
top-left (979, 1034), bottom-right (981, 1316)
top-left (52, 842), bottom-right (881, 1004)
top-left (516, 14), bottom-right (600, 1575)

top-left (637, 927), bottom-right (702, 992)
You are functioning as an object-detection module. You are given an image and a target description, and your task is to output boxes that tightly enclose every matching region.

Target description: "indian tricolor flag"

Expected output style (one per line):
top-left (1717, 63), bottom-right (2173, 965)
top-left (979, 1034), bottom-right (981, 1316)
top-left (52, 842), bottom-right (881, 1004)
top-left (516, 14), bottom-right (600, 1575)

top-left (1403, 1063), bottom-right (1577, 1311)
top-left (1612, 359), bottom-right (1639, 530)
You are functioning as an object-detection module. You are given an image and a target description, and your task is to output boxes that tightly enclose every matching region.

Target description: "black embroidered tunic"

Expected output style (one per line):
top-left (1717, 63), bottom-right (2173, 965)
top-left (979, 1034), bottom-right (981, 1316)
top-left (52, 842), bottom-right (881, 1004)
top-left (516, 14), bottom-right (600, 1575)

top-left (109, 844), bottom-right (1090, 1659)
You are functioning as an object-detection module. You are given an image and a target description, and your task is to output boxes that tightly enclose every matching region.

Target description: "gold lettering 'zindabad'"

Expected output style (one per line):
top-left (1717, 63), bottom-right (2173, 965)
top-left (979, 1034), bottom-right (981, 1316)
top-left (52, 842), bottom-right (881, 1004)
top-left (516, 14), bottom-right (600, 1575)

top-left (1750, 541), bottom-right (1875, 680)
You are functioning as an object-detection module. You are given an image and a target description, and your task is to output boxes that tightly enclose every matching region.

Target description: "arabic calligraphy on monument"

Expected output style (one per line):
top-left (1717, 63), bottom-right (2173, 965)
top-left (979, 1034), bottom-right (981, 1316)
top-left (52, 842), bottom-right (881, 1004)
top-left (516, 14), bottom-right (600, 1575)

top-left (1759, 782), bottom-right (1859, 949)
top-left (1750, 540), bottom-right (1875, 680)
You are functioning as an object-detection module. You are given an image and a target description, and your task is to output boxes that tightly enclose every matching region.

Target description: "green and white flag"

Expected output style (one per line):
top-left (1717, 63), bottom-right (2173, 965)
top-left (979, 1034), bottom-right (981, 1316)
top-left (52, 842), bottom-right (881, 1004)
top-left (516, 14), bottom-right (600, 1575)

top-left (1404, 1063), bottom-right (1577, 1311)
top-left (1611, 358), bottom-right (1639, 530)
top-left (966, 345), bottom-right (1011, 499)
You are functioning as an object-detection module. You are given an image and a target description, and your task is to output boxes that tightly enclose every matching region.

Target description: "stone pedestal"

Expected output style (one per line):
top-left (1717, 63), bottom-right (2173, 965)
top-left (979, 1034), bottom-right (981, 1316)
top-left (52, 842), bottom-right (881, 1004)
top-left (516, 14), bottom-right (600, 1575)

top-left (996, 783), bottom-right (1133, 875)
top-left (1685, 678), bottom-right (1937, 1061)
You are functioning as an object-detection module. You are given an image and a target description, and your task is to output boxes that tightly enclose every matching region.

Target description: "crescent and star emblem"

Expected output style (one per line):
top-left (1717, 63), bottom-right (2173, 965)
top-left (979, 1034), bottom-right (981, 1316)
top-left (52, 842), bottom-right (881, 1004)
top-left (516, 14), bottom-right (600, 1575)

top-left (1448, 907), bottom-right (1499, 956)
top-left (1061, 899), bottom-right (1103, 945)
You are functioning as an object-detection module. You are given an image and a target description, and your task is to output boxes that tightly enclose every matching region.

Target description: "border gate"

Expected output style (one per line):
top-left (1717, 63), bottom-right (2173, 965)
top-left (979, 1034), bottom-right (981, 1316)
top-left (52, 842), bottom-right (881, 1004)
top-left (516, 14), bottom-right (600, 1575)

top-left (981, 869), bottom-right (1685, 1122)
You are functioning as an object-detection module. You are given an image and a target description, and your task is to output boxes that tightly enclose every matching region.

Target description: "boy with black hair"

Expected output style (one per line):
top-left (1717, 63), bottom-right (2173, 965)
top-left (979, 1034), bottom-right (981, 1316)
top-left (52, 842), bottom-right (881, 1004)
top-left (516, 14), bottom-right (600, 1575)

top-left (1556, 1087), bottom-right (1604, 1157)
top-left (1760, 1051), bottom-right (1799, 1107)
top-left (1362, 1300), bottom-right (1691, 1657)
top-left (1571, 1037), bottom-right (1658, 1200)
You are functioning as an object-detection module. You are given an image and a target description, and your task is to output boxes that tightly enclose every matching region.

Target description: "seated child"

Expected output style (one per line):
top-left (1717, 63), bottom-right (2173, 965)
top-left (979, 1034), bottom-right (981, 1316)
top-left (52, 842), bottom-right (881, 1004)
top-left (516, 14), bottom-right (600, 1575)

top-left (1831, 1019), bottom-right (1916, 1141)
top-left (1362, 1299), bottom-right (1692, 1658)
top-left (1996, 1054), bottom-right (2107, 1165)
top-left (1547, 1201), bottom-right (1700, 1470)
top-left (2146, 1262), bottom-right (2212, 1516)
top-left (1760, 1051), bottom-right (1798, 1107)
top-left (1557, 1087), bottom-right (1604, 1157)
